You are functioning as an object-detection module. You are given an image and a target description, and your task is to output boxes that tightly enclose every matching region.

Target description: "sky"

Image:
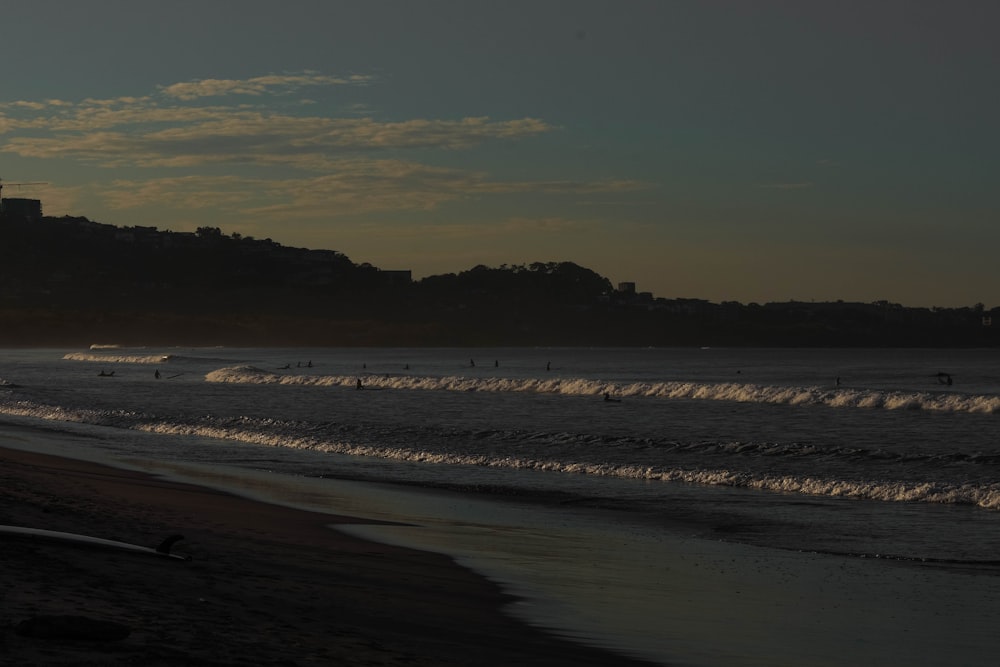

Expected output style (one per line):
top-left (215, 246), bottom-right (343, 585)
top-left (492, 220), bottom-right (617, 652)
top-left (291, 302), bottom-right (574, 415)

top-left (1, 1), bottom-right (997, 308)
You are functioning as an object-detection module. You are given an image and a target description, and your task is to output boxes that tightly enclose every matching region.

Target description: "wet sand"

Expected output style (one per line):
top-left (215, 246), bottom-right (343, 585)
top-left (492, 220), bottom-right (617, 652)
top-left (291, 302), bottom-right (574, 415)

top-left (0, 442), bottom-right (653, 666)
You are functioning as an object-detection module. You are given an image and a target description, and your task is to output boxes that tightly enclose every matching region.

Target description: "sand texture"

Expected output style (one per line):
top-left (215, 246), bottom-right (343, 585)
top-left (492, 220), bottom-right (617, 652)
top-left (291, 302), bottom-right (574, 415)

top-left (0, 444), bottom-right (651, 666)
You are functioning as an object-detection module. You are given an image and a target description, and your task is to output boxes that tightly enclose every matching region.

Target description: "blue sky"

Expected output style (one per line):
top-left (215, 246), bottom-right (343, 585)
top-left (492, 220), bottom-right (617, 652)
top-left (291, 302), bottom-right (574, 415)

top-left (1, 1), bottom-right (997, 307)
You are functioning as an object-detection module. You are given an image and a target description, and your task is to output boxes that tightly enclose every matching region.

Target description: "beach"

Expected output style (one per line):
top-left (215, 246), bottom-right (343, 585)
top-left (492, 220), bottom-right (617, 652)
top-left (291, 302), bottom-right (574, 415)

top-left (0, 441), bottom-right (651, 667)
top-left (5, 346), bottom-right (1000, 665)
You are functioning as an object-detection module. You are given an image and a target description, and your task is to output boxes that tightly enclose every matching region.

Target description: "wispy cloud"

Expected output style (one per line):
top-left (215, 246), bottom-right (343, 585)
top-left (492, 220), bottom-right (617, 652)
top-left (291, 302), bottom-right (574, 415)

top-left (157, 73), bottom-right (375, 100)
top-left (3, 115), bottom-right (554, 168)
top-left (98, 176), bottom-right (263, 211)
top-left (97, 160), bottom-right (650, 218)
top-left (1, 71), bottom-right (554, 168)
top-left (0, 72), bottom-right (649, 221)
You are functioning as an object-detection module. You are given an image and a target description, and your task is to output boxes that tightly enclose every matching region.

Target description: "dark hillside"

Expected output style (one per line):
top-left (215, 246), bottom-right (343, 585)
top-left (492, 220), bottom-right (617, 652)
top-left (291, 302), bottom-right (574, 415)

top-left (1, 214), bottom-right (997, 347)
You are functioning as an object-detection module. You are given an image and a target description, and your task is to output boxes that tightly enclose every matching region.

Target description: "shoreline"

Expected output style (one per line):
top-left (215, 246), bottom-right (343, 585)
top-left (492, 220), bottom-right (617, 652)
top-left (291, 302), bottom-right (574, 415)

top-left (0, 441), bottom-right (653, 666)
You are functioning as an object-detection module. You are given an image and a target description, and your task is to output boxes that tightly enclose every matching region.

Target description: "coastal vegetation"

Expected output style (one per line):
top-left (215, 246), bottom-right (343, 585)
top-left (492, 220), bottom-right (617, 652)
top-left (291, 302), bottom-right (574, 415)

top-left (1, 213), bottom-right (996, 347)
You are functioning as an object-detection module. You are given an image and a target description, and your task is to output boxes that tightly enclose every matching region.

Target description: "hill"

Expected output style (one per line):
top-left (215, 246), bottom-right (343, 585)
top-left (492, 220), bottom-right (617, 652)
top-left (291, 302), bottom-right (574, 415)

top-left (1, 213), bottom-right (997, 347)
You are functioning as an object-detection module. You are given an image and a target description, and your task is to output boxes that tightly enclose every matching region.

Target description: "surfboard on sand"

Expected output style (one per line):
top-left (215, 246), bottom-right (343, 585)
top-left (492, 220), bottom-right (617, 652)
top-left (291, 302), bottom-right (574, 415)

top-left (0, 525), bottom-right (191, 561)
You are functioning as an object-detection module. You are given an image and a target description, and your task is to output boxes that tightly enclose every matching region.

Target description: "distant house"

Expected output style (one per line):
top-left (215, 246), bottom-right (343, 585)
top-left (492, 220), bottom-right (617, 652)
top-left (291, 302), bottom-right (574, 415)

top-left (379, 270), bottom-right (413, 286)
top-left (1, 197), bottom-right (43, 220)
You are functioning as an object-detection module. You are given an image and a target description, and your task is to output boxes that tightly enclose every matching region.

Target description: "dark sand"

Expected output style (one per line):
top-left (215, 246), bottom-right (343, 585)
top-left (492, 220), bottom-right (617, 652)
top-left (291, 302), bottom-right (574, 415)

top-left (1, 444), bottom-right (654, 666)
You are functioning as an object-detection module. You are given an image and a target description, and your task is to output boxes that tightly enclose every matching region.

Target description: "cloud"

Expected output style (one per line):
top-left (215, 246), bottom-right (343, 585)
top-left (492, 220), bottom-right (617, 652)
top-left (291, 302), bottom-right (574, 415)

top-left (2, 111), bottom-right (554, 168)
top-left (158, 73), bottom-right (375, 100)
top-left (99, 176), bottom-right (257, 210)
top-left (318, 117), bottom-right (554, 150)
top-left (96, 168), bottom-right (460, 216)
top-left (95, 161), bottom-right (651, 218)
top-left (0, 72), bottom-right (646, 225)
top-left (1, 74), bottom-right (554, 169)
top-left (1, 73), bottom-right (554, 167)
top-left (5, 101), bottom-right (48, 110)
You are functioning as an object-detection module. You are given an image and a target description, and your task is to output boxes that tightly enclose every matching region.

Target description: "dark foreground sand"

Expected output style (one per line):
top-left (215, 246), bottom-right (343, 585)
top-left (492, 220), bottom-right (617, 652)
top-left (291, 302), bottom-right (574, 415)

top-left (0, 444), bottom-right (653, 666)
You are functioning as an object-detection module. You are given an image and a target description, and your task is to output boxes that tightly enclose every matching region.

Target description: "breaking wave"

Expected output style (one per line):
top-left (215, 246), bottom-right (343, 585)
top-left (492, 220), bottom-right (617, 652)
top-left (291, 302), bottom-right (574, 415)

top-left (2, 395), bottom-right (1000, 511)
top-left (205, 365), bottom-right (1000, 414)
top-left (65, 352), bottom-right (173, 364)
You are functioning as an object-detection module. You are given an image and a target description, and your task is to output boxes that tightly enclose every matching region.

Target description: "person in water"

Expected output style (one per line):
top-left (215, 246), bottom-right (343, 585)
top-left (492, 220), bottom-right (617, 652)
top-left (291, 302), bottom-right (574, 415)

top-left (356, 378), bottom-right (363, 390)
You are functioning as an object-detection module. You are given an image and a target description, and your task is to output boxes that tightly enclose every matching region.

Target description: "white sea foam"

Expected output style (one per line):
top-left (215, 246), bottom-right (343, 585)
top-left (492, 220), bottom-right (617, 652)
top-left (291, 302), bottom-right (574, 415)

top-left (2, 395), bottom-right (999, 511)
top-left (204, 366), bottom-right (1000, 414)
top-left (64, 352), bottom-right (172, 364)
top-left (131, 418), bottom-right (1000, 510)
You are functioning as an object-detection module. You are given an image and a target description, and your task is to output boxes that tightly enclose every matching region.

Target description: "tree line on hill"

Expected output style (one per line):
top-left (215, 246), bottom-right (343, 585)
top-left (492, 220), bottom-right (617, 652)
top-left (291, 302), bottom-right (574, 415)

top-left (0, 213), bottom-right (996, 347)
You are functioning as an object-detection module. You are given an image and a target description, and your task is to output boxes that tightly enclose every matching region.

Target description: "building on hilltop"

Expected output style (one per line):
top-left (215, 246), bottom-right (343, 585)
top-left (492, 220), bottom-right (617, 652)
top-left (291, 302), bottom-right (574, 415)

top-left (1, 197), bottom-right (43, 220)
top-left (379, 270), bottom-right (413, 286)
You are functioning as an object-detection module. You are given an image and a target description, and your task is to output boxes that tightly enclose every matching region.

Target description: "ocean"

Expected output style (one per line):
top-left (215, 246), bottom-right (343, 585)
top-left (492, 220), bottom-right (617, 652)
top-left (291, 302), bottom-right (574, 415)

top-left (2, 346), bottom-right (1000, 666)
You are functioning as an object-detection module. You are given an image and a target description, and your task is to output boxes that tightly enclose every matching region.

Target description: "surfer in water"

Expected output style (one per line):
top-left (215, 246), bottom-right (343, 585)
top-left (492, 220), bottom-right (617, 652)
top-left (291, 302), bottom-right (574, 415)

top-left (356, 378), bottom-right (364, 390)
top-left (603, 392), bottom-right (620, 403)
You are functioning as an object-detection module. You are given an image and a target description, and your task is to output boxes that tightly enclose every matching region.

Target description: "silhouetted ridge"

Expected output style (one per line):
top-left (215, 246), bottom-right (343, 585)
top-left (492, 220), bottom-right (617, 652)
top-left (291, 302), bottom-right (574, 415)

top-left (0, 214), bottom-right (996, 347)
